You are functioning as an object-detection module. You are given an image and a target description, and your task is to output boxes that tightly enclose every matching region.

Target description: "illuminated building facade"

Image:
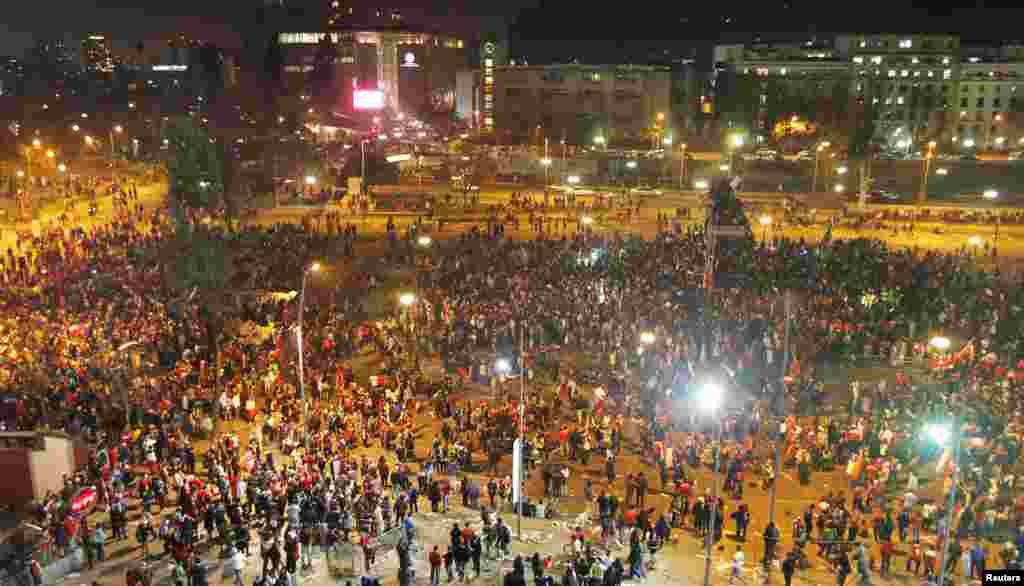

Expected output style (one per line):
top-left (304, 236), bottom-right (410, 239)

top-left (276, 26), bottom-right (465, 114)
top-left (81, 34), bottom-right (114, 74)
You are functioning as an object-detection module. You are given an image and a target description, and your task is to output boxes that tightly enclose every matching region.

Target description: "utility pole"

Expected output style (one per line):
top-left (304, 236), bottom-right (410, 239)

top-left (765, 291), bottom-right (791, 582)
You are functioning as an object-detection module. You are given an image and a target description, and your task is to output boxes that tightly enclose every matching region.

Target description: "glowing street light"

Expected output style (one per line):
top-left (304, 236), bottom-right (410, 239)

top-left (84, 136), bottom-right (94, 146)
top-left (640, 331), bottom-right (656, 345)
top-left (731, 134), bottom-right (744, 148)
top-left (694, 179), bottom-right (709, 190)
top-left (697, 382), bottom-right (724, 413)
top-left (593, 135), bottom-right (605, 146)
top-left (581, 216), bottom-right (594, 225)
top-left (495, 358), bottom-right (511, 374)
top-left (963, 138), bottom-right (976, 148)
top-left (46, 150), bottom-right (55, 159)
top-left (32, 139), bottom-right (41, 148)
top-left (113, 125), bottom-right (123, 134)
top-left (540, 157), bottom-right (552, 167)
top-left (834, 184), bottom-right (845, 193)
top-left (399, 293), bottom-right (416, 307)
top-left (57, 163), bottom-right (67, 173)
top-left (567, 175), bottom-right (581, 185)
top-left (837, 165), bottom-right (848, 174)
top-left (626, 160), bottom-right (638, 169)
top-left (719, 164), bottom-right (730, 172)
top-left (662, 137), bottom-right (673, 146)
top-left (927, 423), bottom-right (951, 446)
top-left (984, 189), bottom-right (999, 200)
top-left (417, 235), bottom-right (432, 247)
top-left (304, 175), bottom-right (317, 185)
top-left (71, 124), bottom-right (80, 132)
top-left (759, 215), bottom-right (772, 226)
top-left (930, 336), bottom-right (951, 351)
top-left (936, 168), bottom-right (949, 175)
top-left (16, 170), bottom-right (24, 178)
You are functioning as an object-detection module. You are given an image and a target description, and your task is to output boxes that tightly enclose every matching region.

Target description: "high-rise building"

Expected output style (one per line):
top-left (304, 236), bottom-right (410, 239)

top-left (31, 39), bottom-right (75, 67)
top-left (82, 34), bottom-right (114, 74)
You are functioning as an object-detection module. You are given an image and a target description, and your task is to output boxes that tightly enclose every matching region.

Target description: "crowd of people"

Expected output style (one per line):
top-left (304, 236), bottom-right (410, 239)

top-left (5, 181), bottom-right (1024, 586)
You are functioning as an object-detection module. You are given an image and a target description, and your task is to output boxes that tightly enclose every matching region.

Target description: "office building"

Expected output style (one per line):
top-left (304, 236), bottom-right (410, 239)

top-left (713, 34), bottom-right (1024, 150)
top-left (492, 63), bottom-right (672, 144)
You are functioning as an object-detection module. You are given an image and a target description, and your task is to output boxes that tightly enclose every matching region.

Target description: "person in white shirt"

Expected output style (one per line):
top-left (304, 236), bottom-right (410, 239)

top-left (729, 548), bottom-right (745, 585)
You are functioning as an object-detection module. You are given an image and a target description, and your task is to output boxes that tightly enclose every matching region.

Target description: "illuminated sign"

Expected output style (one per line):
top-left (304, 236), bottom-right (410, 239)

top-left (152, 65), bottom-right (188, 72)
top-left (402, 52), bottom-right (419, 68)
top-left (354, 89), bottom-right (385, 110)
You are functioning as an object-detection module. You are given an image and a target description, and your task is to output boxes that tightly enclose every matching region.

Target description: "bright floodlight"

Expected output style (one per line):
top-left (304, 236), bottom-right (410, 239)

top-left (930, 336), bottom-right (951, 351)
top-left (694, 179), bottom-right (709, 190)
top-left (567, 175), bottom-right (581, 184)
top-left (834, 184), bottom-right (845, 193)
top-left (399, 293), bottom-right (416, 306)
top-left (640, 331), bottom-right (655, 345)
top-left (305, 175), bottom-right (317, 185)
top-left (759, 215), bottom-right (772, 226)
top-left (309, 262), bottom-right (321, 273)
top-left (593, 136), bottom-right (605, 145)
top-left (417, 235), bottom-right (432, 247)
top-left (495, 358), bottom-right (511, 373)
top-left (927, 423), bottom-right (951, 446)
top-left (697, 383), bottom-right (724, 413)
top-left (731, 135), bottom-right (744, 147)
top-left (626, 161), bottom-right (638, 169)
top-left (57, 163), bottom-right (67, 173)
top-left (963, 139), bottom-right (976, 148)
top-left (984, 189), bottom-right (999, 199)
top-left (936, 168), bottom-right (949, 175)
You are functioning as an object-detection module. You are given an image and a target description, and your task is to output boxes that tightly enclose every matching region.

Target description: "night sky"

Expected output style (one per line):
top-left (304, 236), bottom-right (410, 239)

top-left (3, 0), bottom-right (1024, 60)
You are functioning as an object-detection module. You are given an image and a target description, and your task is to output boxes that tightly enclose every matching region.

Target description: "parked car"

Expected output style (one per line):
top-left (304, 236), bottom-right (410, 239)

top-left (755, 149), bottom-right (782, 161)
top-left (630, 185), bottom-right (663, 195)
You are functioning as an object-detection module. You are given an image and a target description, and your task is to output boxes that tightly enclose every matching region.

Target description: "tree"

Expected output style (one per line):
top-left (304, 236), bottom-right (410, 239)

top-left (164, 116), bottom-right (223, 211)
top-left (846, 96), bottom-right (880, 196)
top-left (163, 116), bottom-right (231, 361)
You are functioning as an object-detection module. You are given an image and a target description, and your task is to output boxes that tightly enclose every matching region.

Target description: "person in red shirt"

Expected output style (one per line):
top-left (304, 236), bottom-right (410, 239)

top-left (429, 545), bottom-right (442, 586)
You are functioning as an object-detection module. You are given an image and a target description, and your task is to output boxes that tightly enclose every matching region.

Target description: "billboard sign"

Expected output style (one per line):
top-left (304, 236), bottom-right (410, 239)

top-left (354, 89), bottom-right (384, 110)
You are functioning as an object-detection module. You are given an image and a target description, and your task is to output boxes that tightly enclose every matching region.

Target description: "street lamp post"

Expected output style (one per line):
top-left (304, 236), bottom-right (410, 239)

top-left (931, 421), bottom-right (961, 586)
top-left (918, 141), bottom-right (937, 203)
top-left (400, 292), bottom-right (418, 368)
top-left (699, 383), bottom-right (725, 586)
top-left (679, 143), bottom-right (688, 190)
top-left (729, 134), bottom-right (744, 169)
top-left (984, 189), bottom-right (1000, 257)
top-left (811, 141), bottom-right (831, 192)
top-left (297, 262), bottom-right (321, 459)
top-left (110, 125), bottom-right (123, 159)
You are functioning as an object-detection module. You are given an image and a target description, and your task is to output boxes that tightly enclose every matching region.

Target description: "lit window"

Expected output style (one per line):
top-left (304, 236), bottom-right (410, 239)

top-left (484, 59), bottom-right (493, 67)
top-left (859, 41), bottom-right (867, 48)
top-left (901, 70), bottom-right (909, 77)
top-left (854, 56), bottom-right (864, 64)
top-left (897, 96), bottom-right (905, 104)
top-left (943, 69), bottom-right (952, 80)
top-left (888, 70), bottom-right (897, 78)
top-left (899, 39), bottom-right (913, 48)
top-left (780, 68), bottom-right (787, 75)
top-left (871, 56), bottom-right (882, 65)
top-left (911, 57), bottom-right (919, 64)
top-left (484, 76), bottom-right (493, 84)
top-left (927, 71), bottom-right (934, 78)
top-left (942, 57), bottom-right (950, 65)
top-left (457, 40), bottom-right (464, 49)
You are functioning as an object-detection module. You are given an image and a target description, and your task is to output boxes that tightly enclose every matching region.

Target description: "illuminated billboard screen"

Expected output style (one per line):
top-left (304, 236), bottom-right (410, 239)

top-left (354, 89), bottom-right (385, 110)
